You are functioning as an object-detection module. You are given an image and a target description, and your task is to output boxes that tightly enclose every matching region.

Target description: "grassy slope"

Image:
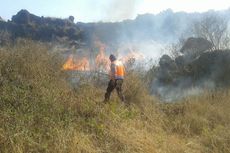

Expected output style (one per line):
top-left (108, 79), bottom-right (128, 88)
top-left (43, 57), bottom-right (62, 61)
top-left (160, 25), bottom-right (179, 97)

top-left (0, 40), bottom-right (229, 153)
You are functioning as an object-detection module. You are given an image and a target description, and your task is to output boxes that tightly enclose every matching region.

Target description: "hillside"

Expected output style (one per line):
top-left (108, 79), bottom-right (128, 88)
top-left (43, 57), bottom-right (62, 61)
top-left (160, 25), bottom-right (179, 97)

top-left (0, 10), bottom-right (83, 43)
top-left (1, 9), bottom-right (230, 153)
top-left (1, 9), bottom-right (230, 46)
top-left (0, 40), bottom-right (229, 153)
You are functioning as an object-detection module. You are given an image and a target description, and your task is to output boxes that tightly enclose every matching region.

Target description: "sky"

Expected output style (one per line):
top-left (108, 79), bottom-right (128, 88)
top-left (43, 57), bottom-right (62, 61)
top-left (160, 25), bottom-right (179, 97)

top-left (1, 0), bottom-right (230, 22)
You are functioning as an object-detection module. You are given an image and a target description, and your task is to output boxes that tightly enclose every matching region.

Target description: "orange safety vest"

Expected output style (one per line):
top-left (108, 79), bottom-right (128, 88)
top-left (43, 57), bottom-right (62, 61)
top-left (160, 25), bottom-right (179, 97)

top-left (110, 60), bottom-right (125, 80)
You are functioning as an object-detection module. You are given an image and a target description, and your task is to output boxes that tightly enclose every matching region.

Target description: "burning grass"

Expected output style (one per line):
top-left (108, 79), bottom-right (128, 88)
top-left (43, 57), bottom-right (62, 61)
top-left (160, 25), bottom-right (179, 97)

top-left (0, 40), bottom-right (230, 153)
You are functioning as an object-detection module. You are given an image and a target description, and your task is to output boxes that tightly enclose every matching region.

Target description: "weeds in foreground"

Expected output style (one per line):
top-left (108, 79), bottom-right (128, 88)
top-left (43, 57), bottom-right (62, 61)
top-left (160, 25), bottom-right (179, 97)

top-left (0, 40), bottom-right (229, 153)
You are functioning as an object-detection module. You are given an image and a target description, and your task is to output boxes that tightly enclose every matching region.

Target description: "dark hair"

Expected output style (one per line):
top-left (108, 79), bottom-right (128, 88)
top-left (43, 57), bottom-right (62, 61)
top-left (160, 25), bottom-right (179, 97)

top-left (109, 54), bottom-right (116, 61)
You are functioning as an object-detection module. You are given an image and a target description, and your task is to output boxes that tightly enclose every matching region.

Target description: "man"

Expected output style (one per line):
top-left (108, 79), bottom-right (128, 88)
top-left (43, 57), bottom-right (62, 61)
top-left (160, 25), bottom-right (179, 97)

top-left (104, 54), bottom-right (125, 102)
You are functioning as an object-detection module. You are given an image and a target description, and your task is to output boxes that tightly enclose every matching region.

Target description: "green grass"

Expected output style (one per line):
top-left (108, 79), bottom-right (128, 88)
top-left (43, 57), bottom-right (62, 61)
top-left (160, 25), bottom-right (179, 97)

top-left (0, 40), bottom-right (229, 153)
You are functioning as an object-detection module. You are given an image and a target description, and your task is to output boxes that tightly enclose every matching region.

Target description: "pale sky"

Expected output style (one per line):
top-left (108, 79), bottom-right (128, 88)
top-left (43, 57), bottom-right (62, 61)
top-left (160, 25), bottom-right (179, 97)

top-left (1, 0), bottom-right (230, 22)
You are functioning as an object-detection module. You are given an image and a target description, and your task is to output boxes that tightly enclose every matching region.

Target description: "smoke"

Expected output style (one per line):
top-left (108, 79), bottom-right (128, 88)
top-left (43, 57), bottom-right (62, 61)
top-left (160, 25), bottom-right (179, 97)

top-left (132, 41), bottom-right (169, 61)
top-left (75, 9), bottom-right (230, 102)
top-left (103, 0), bottom-right (139, 22)
top-left (150, 48), bottom-right (230, 102)
top-left (151, 77), bottom-right (216, 102)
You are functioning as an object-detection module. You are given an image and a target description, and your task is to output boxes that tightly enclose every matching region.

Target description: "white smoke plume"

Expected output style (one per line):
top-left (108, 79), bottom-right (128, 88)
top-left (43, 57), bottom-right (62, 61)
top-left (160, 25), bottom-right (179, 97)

top-left (103, 0), bottom-right (139, 22)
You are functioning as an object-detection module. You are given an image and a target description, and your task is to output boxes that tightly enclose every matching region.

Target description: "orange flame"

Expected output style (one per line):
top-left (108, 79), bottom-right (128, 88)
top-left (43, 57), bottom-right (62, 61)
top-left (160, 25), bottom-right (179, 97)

top-left (62, 55), bottom-right (90, 71)
top-left (95, 45), bottom-right (110, 72)
top-left (62, 39), bottom-right (145, 72)
top-left (62, 51), bottom-right (144, 72)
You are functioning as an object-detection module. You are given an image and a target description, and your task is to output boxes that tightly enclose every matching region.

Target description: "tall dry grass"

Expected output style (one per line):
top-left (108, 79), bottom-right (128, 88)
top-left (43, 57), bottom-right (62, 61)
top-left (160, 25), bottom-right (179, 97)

top-left (0, 40), bottom-right (229, 153)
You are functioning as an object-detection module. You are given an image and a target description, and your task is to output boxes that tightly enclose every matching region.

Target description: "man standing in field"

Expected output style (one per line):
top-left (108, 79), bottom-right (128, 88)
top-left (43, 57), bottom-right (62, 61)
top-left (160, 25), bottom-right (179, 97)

top-left (104, 54), bottom-right (125, 103)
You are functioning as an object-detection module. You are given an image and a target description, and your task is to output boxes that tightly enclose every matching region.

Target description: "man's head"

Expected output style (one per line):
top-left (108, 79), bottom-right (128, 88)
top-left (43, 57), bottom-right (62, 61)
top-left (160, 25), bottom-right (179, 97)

top-left (109, 54), bottom-right (116, 62)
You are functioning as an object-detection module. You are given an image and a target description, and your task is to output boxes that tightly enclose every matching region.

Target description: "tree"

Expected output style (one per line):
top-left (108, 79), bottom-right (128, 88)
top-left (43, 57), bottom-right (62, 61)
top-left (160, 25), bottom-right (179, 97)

top-left (192, 14), bottom-right (229, 50)
top-left (68, 16), bottom-right (74, 23)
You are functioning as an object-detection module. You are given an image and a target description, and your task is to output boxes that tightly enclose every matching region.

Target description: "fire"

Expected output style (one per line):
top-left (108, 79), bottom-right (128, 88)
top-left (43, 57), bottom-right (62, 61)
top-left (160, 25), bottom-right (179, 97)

top-left (62, 39), bottom-right (145, 72)
top-left (62, 51), bottom-right (144, 72)
top-left (62, 55), bottom-right (90, 71)
top-left (62, 40), bottom-right (110, 72)
top-left (95, 44), bottom-right (110, 72)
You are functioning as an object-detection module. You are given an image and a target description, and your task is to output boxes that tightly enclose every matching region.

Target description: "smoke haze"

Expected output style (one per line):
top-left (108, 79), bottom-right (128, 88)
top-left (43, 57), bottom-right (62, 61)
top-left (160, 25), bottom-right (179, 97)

top-left (103, 0), bottom-right (139, 22)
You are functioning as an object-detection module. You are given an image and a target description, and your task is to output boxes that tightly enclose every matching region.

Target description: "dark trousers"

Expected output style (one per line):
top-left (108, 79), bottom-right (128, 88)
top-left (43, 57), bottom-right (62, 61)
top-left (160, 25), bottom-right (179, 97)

top-left (104, 79), bottom-right (125, 102)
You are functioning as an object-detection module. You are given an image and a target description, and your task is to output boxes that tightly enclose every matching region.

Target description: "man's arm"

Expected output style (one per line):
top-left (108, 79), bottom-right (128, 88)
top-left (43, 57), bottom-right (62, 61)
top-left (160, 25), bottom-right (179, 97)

top-left (110, 63), bottom-right (116, 80)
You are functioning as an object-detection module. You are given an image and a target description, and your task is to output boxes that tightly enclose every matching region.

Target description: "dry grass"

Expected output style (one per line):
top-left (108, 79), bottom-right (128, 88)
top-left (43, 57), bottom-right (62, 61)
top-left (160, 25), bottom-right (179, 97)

top-left (0, 40), bottom-right (229, 153)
